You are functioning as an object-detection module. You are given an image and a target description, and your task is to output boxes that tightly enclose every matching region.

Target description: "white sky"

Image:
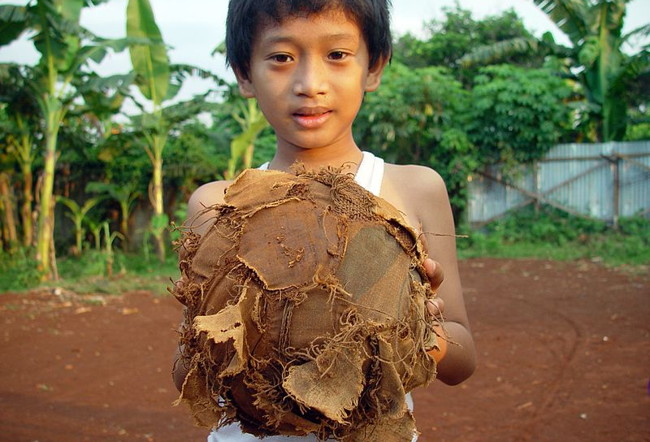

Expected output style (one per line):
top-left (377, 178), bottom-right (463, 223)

top-left (1, 0), bottom-right (648, 103)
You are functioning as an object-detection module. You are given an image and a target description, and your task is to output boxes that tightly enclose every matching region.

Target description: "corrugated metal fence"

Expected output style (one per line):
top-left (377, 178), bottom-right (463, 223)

top-left (467, 141), bottom-right (650, 227)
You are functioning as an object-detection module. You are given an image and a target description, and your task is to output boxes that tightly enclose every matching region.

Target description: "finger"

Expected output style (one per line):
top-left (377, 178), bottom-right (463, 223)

top-left (426, 298), bottom-right (445, 318)
top-left (423, 258), bottom-right (444, 291)
top-left (427, 324), bottom-right (448, 363)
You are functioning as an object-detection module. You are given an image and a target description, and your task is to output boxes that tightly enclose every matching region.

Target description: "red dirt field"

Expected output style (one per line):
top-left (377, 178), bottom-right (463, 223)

top-left (1, 258), bottom-right (648, 441)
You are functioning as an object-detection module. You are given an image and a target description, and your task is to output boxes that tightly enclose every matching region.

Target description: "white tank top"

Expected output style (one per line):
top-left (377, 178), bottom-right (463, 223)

top-left (257, 151), bottom-right (383, 196)
top-left (208, 152), bottom-right (415, 442)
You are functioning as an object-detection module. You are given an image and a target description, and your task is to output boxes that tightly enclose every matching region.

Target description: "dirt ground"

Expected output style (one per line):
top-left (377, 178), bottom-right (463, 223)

top-left (0, 258), bottom-right (648, 442)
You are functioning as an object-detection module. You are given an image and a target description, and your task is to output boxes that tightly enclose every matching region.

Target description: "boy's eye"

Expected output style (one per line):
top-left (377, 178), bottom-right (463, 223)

top-left (270, 54), bottom-right (293, 63)
top-left (328, 51), bottom-right (348, 61)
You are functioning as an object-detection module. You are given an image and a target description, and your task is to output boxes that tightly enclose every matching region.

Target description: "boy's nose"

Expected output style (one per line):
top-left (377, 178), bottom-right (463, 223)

top-left (292, 58), bottom-right (328, 97)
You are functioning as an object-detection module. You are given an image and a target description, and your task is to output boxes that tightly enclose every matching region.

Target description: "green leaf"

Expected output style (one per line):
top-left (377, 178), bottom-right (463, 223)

top-left (165, 63), bottom-right (227, 101)
top-left (458, 37), bottom-right (540, 67)
top-left (0, 5), bottom-right (28, 46)
top-left (55, 0), bottom-right (84, 23)
top-left (66, 37), bottom-right (132, 74)
top-left (30, 0), bottom-right (87, 73)
top-left (533, 0), bottom-right (589, 46)
top-left (622, 23), bottom-right (650, 44)
top-left (227, 99), bottom-right (269, 177)
top-left (56, 195), bottom-right (104, 218)
top-left (150, 213), bottom-right (169, 234)
top-left (126, 0), bottom-right (169, 105)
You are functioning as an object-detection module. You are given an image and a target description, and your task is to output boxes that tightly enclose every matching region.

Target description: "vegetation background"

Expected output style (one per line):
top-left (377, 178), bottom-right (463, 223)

top-left (0, 0), bottom-right (648, 293)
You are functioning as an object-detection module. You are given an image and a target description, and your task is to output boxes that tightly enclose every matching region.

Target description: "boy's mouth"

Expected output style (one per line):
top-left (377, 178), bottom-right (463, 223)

top-left (292, 107), bottom-right (332, 128)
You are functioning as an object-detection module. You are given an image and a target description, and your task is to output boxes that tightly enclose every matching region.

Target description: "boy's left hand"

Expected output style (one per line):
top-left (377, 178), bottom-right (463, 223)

top-left (423, 258), bottom-right (444, 291)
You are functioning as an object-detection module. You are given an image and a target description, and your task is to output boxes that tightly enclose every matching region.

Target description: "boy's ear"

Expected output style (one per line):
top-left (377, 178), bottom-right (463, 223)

top-left (235, 70), bottom-right (256, 98)
top-left (364, 56), bottom-right (389, 92)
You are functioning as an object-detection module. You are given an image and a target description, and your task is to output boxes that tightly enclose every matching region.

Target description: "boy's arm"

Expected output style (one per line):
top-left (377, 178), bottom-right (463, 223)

top-left (396, 165), bottom-right (477, 385)
top-left (172, 180), bottom-right (231, 392)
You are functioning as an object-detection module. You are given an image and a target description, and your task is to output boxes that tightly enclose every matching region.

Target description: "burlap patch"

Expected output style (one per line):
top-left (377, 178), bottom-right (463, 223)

top-left (172, 166), bottom-right (441, 440)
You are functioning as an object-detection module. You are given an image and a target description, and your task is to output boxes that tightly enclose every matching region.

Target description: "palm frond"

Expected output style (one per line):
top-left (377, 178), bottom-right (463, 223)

top-left (533, 0), bottom-right (589, 45)
top-left (458, 37), bottom-right (540, 67)
top-left (160, 94), bottom-right (221, 125)
top-left (169, 63), bottom-right (226, 83)
top-left (163, 63), bottom-right (227, 102)
top-left (611, 48), bottom-right (650, 92)
top-left (0, 4), bottom-right (28, 46)
top-left (622, 23), bottom-right (650, 46)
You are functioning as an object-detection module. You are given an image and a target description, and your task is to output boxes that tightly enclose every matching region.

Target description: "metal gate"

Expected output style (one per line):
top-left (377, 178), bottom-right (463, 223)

top-left (467, 141), bottom-right (650, 227)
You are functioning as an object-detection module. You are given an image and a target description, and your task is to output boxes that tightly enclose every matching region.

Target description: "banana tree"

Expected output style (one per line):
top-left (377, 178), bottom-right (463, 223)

top-left (225, 99), bottom-right (269, 179)
top-left (56, 194), bottom-right (105, 255)
top-left (458, 0), bottom-right (650, 141)
top-left (127, 0), bottom-right (224, 262)
top-left (85, 216), bottom-right (102, 250)
top-left (0, 156), bottom-right (18, 251)
top-left (210, 44), bottom-right (270, 178)
top-left (102, 220), bottom-right (124, 277)
top-left (0, 0), bottom-right (134, 279)
top-left (0, 64), bottom-right (39, 248)
top-left (86, 180), bottom-right (140, 250)
top-left (126, 0), bottom-right (169, 262)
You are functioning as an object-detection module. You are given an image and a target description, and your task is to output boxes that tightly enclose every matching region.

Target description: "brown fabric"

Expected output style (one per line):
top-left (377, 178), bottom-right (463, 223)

top-left (172, 166), bottom-right (442, 440)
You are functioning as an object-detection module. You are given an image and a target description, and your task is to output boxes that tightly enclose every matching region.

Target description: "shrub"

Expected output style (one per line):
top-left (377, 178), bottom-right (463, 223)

top-left (458, 206), bottom-right (649, 267)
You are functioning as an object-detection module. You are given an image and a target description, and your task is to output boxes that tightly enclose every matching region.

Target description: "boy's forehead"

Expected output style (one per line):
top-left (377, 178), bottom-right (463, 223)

top-left (254, 8), bottom-right (362, 41)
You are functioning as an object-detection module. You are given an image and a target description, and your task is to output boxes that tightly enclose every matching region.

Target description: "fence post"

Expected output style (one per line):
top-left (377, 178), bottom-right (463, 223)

top-left (534, 161), bottom-right (541, 215)
top-left (603, 153), bottom-right (621, 229)
top-left (613, 154), bottom-right (620, 230)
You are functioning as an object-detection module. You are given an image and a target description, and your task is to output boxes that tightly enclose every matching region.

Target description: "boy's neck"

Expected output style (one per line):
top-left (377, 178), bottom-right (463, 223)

top-left (268, 144), bottom-right (364, 174)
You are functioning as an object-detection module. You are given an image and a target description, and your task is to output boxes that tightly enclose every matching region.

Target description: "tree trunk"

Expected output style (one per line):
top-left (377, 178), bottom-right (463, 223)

top-left (49, 207), bottom-right (59, 281)
top-left (74, 218), bottom-right (83, 256)
top-left (16, 126), bottom-right (35, 248)
top-left (120, 200), bottom-right (130, 252)
top-left (0, 172), bottom-right (18, 251)
top-left (20, 162), bottom-right (34, 248)
top-left (152, 153), bottom-right (166, 262)
top-left (36, 118), bottom-right (60, 279)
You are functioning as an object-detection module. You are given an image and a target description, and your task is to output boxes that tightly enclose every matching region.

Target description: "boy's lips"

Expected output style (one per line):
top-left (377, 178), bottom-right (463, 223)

top-left (292, 107), bottom-right (332, 129)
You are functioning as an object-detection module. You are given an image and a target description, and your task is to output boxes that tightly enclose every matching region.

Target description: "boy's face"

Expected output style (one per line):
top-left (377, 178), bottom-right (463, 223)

top-left (236, 9), bottom-right (386, 153)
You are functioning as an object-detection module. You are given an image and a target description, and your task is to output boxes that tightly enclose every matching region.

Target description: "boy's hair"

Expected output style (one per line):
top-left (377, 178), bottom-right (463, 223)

top-left (226, 0), bottom-right (392, 80)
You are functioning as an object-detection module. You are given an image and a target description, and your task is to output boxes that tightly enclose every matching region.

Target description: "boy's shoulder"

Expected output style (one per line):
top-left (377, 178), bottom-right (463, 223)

top-left (384, 162), bottom-right (447, 193)
top-left (186, 179), bottom-right (232, 234)
top-left (381, 162), bottom-right (451, 230)
top-left (189, 179), bottom-right (231, 206)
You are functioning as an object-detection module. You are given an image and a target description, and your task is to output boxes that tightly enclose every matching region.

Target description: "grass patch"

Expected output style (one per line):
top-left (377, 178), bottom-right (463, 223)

top-left (51, 251), bottom-right (180, 296)
top-left (2, 207), bottom-right (647, 295)
top-left (458, 206), bottom-right (650, 270)
top-left (0, 249), bottom-right (180, 295)
top-left (0, 248), bottom-right (41, 292)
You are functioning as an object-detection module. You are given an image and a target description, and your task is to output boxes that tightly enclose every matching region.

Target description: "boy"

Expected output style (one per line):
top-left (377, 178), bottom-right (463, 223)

top-left (173, 0), bottom-right (476, 440)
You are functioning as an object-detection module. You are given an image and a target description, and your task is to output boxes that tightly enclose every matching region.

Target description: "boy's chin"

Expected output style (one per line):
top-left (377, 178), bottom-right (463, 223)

top-left (278, 140), bottom-right (332, 152)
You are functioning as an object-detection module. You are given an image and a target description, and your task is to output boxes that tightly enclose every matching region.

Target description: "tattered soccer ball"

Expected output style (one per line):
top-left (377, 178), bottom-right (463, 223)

top-left (172, 166), bottom-right (441, 441)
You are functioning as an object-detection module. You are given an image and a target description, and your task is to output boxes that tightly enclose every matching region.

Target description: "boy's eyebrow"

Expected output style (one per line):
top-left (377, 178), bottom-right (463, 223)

top-left (260, 32), bottom-right (359, 47)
